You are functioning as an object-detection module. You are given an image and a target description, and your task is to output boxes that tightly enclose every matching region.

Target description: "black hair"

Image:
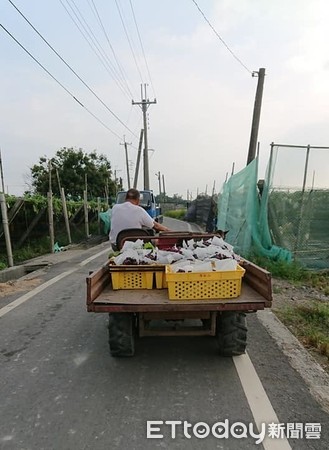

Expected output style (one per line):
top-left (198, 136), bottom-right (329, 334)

top-left (125, 188), bottom-right (140, 200)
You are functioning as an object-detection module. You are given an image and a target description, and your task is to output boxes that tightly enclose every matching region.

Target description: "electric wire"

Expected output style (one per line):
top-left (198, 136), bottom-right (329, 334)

top-left (87, 0), bottom-right (136, 100)
top-left (62, 0), bottom-right (132, 99)
top-left (65, 0), bottom-right (126, 85)
top-left (129, 0), bottom-right (156, 98)
top-left (191, 0), bottom-right (252, 75)
top-left (114, 0), bottom-right (144, 84)
top-left (7, 0), bottom-right (137, 137)
top-left (0, 23), bottom-right (123, 140)
top-left (59, 0), bottom-right (132, 101)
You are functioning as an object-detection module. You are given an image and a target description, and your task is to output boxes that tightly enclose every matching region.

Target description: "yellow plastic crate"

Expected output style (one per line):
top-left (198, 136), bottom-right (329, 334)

top-left (165, 265), bottom-right (245, 300)
top-left (111, 270), bottom-right (153, 290)
top-left (109, 265), bottom-right (165, 290)
top-left (155, 270), bottom-right (168, 289)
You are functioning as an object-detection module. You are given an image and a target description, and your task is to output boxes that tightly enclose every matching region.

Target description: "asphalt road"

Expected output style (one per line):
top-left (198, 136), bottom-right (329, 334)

top-left (0, 218), bottom-right (328, 450)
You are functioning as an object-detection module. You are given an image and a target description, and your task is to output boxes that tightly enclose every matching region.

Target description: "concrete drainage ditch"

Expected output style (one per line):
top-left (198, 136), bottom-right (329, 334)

top-left (0, 263), bottom-right (50, 283)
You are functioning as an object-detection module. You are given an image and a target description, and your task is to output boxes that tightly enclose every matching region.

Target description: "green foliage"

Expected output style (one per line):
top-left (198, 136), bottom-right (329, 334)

top-left (276, 302), bottom-right (329, 358)
top-left (0, 194), bottom-right (110, 271)
top-left (164, 209), bottom-right (186, 220)
top-left (164, 209), bottom-right (186, 219)
top-left (156, 194), bottom-right (186, 204)
top-left (3, 194), bottom-right (18, 206)
top-left (4, 193), bottom-right (108, 218)
top-left (250, 254), bottom-right (329, 294)
top-left (306, 271), bottom-right (329, 294)
top-left (0, 237), bottom-right (51, 267)
top-left (249, 254), bottom-right (307, 281)
top-left (0, 221), bottom-right (105, 270)
top-left (21, 193), bottom-right (48, 213)
top-left (298, 302), bottom-right (329, 327)
top-left (29, 147), bottom-right (118, 199)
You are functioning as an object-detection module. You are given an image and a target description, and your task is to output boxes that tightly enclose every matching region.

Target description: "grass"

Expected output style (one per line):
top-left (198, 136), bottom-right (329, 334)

top-left (163, 209), bottom-right (186, 220)
top-left (0, 223), bottom-right (102, 270)
top-left (250, 254), bottom-right (329, 293)
top-left (276, 301), bottom-right (329, 360)
top-left (0, 237), bottom-right (51, 268)
top-left (251, 255), bottom-right (329, 367)
top-left (250, 255), bottom-right (307, 281)
top-left (272, 285), bottom-right (283, 294)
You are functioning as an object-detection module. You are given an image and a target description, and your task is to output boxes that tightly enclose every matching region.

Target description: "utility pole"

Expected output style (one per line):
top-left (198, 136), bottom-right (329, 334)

top-left (162, 174), bottom-right (166, 200)
top-left (56, 169), bottom-right (71, 244)
top-left (132, 84), bottom-right (156, 190)
top-left (156, 171), bottom-right (162, 197)
top-left (120, 136), bottom-right (132, 189)
top-left (212, 180), bottom-right (216, 197)
top-left (247, 68), bottom-right (266, 165)
top-left (0, 148), bottom-right (5, 193)
top-left (47, 160), bottom-right (55, 253)
top-left (133, 129), bottom-right (144, 189)
top-left (0, 192), bottom-right (13, 266)
top-left (114, 169), bottom-right (122, 194)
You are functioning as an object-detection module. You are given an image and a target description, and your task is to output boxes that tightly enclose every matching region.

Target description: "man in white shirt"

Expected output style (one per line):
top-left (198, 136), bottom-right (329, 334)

top-left (109, 188), bottom-right (170, 250)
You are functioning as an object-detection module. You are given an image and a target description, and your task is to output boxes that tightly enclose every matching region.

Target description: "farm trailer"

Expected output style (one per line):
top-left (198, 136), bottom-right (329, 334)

top-left (86, 233), bottom-right (272, 357)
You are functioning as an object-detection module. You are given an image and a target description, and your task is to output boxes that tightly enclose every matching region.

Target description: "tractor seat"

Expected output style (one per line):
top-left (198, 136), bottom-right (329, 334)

top-left (116, 228), bottom-right (155, 251)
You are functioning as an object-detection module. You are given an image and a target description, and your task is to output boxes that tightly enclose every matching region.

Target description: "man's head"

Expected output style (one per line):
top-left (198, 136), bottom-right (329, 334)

top-left (125, 188), bottom-right (140, 205)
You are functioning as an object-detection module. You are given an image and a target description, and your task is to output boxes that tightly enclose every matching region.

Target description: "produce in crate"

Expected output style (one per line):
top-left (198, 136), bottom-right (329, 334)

top-left (110, 236), bottom-right (242, 272)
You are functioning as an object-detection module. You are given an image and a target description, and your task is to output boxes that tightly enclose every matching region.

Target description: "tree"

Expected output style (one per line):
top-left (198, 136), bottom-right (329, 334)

top-left (29, 147), bottom-right (118, 199)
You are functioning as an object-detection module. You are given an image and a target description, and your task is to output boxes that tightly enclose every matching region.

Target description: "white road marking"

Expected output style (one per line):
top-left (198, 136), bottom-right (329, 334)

top-left (0, 247), bottom-right (110, 318)
top-left (78, 247), bottom-right (110, 266)
top-left (0, 269), bottom-right (76, 318)
top-left (233, 353), bottom-right (292, 450)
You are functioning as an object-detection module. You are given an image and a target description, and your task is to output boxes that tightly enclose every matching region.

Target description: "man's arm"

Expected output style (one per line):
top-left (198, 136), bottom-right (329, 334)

top-left (139, 207), bottom-right (170, 232)
top-left (153, 221), bottom-right (170, 232)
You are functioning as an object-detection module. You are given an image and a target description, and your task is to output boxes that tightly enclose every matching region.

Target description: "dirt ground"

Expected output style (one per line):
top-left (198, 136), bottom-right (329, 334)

top-left (0, 277), bottom-right (41, 298)
top-left (271, 277), bottom-right (329, 373)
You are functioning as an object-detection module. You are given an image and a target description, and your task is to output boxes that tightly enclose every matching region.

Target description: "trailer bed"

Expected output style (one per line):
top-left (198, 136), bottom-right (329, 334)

top-left (86, 232), bottom-right (273, 354)
top-left (86, 259), bottom-right (272, 313)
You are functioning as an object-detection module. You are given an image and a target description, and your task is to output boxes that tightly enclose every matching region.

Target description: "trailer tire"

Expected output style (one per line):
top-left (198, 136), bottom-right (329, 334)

top-left (216, 312), bottom-right (247, 356)
top-left (108, 313), bottom-right (135, 357)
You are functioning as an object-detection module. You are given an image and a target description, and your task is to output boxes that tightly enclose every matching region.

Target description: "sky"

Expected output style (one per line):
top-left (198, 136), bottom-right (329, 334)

top-left (1, 0), bottom-right (329, 198)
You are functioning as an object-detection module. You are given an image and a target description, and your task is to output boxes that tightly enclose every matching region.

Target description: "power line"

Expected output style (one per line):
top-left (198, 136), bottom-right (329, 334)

top-left (129, 0), bottom-right (156, 98)
top-left (87, 0), bottom-right (136, 100)
top-left (59, 0), bottom-right (132, 101)
top-left (114, 0), bottom-right (144, 84)
top-left (7, 0), bottom-right (138, 138)
top-left (0, 23), bottom-right (123, 140)
top-left (191, 0), bottom-right (252, 75)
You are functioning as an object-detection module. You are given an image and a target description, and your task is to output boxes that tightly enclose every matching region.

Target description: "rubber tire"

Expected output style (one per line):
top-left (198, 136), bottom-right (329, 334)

top-left (216, 312), bottom-right (247, 356)
top-left (108, 313), bottom-right (135, 357)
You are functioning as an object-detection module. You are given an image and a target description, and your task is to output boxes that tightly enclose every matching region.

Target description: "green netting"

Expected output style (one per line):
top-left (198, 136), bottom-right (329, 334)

top-left (262, 145), bottom-right (329, 269)
top-left (99, 208), bottom-right (112, 234)
top-left (217, 156), bottom-right (292, 262)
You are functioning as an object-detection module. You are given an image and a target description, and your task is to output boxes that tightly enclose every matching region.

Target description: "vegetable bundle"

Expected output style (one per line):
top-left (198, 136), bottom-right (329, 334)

top-left (110, 236), bottom-right (241, 273)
